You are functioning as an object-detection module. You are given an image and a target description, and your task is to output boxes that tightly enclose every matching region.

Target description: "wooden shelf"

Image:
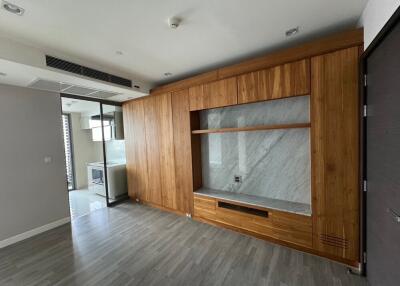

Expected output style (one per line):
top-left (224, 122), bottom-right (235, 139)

top-left (192, 122), bottom-right (311, 134)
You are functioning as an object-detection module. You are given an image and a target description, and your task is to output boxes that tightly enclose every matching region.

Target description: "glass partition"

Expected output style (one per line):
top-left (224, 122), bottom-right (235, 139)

top-left (101, 104), bottom-right (128, 205)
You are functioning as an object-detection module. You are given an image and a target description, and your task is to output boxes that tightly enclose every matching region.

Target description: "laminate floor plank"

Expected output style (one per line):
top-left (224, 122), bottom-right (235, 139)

top-left (0, 202), bottom-right (366, 286)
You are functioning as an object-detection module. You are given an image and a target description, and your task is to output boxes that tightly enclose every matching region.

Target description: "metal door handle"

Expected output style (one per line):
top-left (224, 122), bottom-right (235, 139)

top-left (387, 208), bottom-right (400, 223)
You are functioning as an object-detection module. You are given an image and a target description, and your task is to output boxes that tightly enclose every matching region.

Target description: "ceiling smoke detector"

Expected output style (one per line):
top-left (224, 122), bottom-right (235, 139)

top-left (168, 17), bottom-right (181, 29)
top-left (2, 1), bottom-right (24, 15)
top-left (285, 27), bottom-right (299, 37)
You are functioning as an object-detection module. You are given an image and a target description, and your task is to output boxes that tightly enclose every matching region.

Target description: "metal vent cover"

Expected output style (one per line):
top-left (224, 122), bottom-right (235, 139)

top-left (28, 79), bottom-right (119, 99)
top-left (28, 79), bottom-right (72, 93)
top-left (46, 55), bottom-right (132, 88)
top-left (88, 90), bottom-right (119, 99)
top-left (62, 85), bottom-right (97, 96)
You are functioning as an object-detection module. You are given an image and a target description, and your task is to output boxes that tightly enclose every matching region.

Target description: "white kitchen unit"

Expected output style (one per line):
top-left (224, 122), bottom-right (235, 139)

top-left (87, 162), bottom-right (127, 199)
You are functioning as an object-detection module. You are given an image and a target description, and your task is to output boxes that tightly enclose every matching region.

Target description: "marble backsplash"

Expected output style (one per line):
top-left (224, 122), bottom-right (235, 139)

top-left (200, 96), bottom-right (311, 205)
top-left (200, 95), bottom-right (310, 129)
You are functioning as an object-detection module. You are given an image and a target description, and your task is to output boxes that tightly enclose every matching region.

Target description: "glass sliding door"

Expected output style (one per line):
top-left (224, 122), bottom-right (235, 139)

top-left (61, 97), bottom-right (108, 218)
top-left (101, 104), bottom-right (128, 206)
top-left (61, 95), bottom-right (128, 210)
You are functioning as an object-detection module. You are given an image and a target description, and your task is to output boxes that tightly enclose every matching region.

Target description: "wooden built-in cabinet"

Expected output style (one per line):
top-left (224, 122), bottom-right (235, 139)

top-left (311, 47), bottom-right (360, 262)
top-left (122, 100), bottom-right (149, 201)
top-left (122, 28), bottom-right (362, 267)
top-left (189, 77), bottom-right (238, 111)
top-left (171, 90), bottom-right (195, 214)
top-left (238, 59), bottom-right (310, 104)
top-left (194, 194), bottom-right (313, 249)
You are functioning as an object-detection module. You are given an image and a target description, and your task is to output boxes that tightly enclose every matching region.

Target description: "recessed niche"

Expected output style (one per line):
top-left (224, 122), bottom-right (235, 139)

top-left (196, 95), bottom-right (311, 215)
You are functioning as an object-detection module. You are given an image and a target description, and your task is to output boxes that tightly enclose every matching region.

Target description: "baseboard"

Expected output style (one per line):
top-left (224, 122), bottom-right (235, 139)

top-left (0, 217), bottom-right (71, 249)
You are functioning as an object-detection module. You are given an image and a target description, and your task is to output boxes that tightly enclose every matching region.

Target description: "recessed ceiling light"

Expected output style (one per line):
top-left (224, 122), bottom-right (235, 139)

top-left (285, 27), bottom-right (299, 37)
top-left (115, 51), bottom-right (123, 55)
top-left (164, 72), bottom-right (173, 77)
top-left (2, 1), bottom-right (24, 16)
top-left (0, 72), bottom-right (6, 76)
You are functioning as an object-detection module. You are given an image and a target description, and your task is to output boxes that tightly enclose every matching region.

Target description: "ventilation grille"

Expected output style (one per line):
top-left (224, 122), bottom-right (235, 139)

top-left (320, 234), bottom-right (348, 249)
top-left (46, 55), bottom-right (132, 88)
top-left (28, 79), bottom-right (119, 99)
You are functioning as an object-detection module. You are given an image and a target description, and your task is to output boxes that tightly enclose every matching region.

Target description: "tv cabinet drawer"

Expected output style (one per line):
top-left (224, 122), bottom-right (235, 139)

top-left (194, 195), bottom-right (216, 219)
top-left (193, 194), bottom-right (312, 248)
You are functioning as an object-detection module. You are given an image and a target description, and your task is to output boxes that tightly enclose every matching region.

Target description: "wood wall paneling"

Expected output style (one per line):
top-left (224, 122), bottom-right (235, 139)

top-left (171, 89), bottom-right (194, 214)
top-left (156, 93), bottom-right (177, 209)
top-left (238, 59), bottom-right (310, 104)
top-left (189, 77), bottom-right (238, 111)
top-left (190, 111), bottom-right (203, 192)
top-left (122, 100), bottom-right (149, 201)
top-left (311, 47), bottom-right (360, 262)
top-left (143, 96), bottom-right (163, 205)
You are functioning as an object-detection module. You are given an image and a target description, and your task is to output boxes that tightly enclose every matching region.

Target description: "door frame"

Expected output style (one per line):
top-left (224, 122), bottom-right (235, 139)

top-left (360, 5), bottom-right (400, 276)
top-left (60, 93), bottom-right (128, 207)
top-left (62, 112), bottom-right (76, 191)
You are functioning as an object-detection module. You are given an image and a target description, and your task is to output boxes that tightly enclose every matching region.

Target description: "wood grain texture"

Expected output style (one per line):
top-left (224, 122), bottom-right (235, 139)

top-left (122, 100), bottom-right (149, 201)
top-left (156, 93), bottom-right (177, 210)
top-left (190, 112), bottom-right (203, 191)
top-left (171, 89), bottom-right (194, 214)
top-left (143, 96), bottom-right (163, 205)
top-left (189, 77), bottom-right (238, 111)
top-left (238, 59), bottom-right (310, 104)
top-left (150, 28), bottom-right (363, 95)
top-left (311, 47), bottom-right (360, 262)
top-left (192, 122), bottom-right (311, 134)
top-left (193, 194), bottom-right (313, 249)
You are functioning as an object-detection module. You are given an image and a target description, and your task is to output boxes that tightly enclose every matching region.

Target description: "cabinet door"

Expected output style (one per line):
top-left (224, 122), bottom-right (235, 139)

top-left (238, 59), bottom-right (310, 104)
top-left (311, 47), bottom-right (360, 262)
top-left (189, 77), bottom-right (237, 110)
top-left (143, 96), bottom-right (163, 205)
top-left (122, 100), bottom-right (149, 201)
top-left (156, 93), bottom-right (177, 209)
top-left (143, 93), bottom-right (177, 208)
top-left (172, 89), bottom-right (194, 214)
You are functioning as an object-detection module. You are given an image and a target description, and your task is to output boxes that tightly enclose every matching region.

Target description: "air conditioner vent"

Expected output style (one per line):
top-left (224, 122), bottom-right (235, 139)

top-left (320, 234), bottom-right (348, 249)
top-left (46, 56), bottom-right (82, 74)
top-left (45, 55), bottom-right (132, 88)
top-left (28, 79), bottom-right (119, 99)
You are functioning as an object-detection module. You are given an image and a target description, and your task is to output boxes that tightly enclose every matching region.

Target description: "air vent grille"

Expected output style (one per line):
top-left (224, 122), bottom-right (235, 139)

top-left (45, 55), bottom-right (132, 88)
top-left (320, 234), bottom-right (348, 249)
top-left (28, 79), bottom-right (119, 99)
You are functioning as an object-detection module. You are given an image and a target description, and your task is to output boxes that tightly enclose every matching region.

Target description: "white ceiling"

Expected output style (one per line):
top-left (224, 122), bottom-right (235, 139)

top-left (0, 0), bottom-right (367, 88)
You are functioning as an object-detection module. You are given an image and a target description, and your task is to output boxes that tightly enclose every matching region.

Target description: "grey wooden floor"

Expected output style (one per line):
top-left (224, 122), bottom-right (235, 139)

top-left (0, 202), bottom-right (367, 286)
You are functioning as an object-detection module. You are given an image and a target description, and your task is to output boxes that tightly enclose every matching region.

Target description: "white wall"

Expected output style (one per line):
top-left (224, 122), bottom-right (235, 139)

top-left (359, 0), bottom-right (400, 48)
top-left (0, 84), bottom-right (70, 243)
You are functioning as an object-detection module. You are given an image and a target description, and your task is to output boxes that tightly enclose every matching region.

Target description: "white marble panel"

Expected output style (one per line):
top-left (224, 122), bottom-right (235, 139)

top-left (200, 95), bottom-right (310, 129)
top-left (201, 129), bottom-right (311, 205)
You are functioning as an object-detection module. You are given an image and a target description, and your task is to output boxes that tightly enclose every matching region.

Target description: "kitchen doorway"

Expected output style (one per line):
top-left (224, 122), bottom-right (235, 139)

top-left (61, 95), bottom-right (128, 219)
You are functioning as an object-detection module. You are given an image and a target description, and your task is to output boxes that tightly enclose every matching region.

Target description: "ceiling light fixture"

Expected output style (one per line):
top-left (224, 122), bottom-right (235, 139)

top-left (285, 26), bottom-right (299, 37)
top-left (164, 72), bottom-right (173, 77)
top-left (2, 1), bottom-right (24, 16)
top-left (168, 17), bottom-right (181, 29)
